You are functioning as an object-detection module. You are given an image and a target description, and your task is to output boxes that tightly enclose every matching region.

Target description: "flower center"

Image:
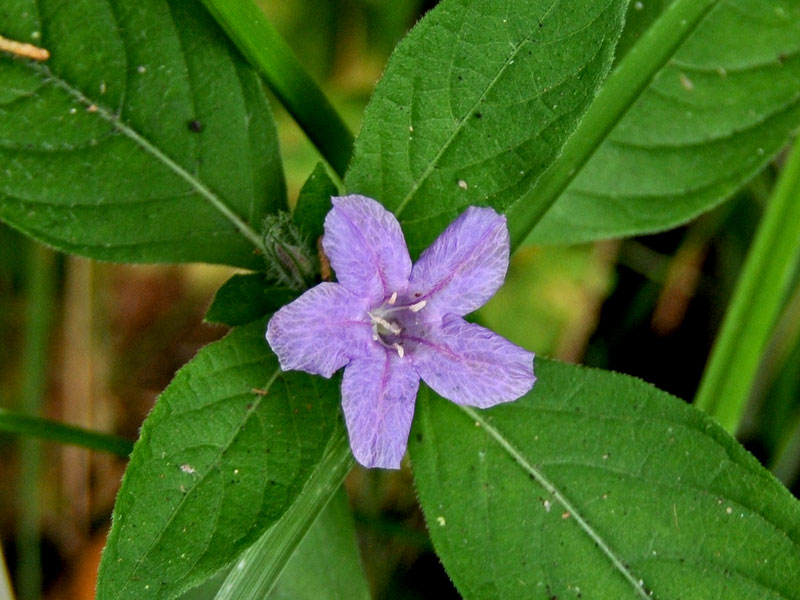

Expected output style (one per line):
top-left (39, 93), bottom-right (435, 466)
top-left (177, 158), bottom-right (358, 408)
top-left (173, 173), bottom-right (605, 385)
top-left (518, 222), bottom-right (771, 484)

top-left (367, 292), bottom-right (427, 358)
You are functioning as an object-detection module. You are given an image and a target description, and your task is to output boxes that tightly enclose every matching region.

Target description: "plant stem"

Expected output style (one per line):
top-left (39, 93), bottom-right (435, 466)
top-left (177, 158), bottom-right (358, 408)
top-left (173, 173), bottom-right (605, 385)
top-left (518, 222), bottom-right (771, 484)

top-left (0, 409), bottom-right (133, 457)
top-left (214, 422), bottom-right (353, 600)
top-left (201, 0), bottom-right (354, 178)
top-left (16, 243), bottom-right (56, 600)
top-left (694, 139), bottom-right (800, 432)
top-left (506, 0), bottom-right (722, 250)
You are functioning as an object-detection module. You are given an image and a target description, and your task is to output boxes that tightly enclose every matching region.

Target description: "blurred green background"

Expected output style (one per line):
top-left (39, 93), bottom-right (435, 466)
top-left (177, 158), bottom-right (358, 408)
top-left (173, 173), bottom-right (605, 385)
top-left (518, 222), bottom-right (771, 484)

top-left (1, 1), bottom-right (799, 599)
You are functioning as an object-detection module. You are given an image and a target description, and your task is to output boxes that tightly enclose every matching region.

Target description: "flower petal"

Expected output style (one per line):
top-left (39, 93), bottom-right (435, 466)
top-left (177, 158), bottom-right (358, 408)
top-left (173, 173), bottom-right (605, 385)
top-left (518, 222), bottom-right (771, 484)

top-left (410, 314), bottom-right (535, 408)
top-left (409, 206), bottom-right (509, 317)
top-left (323, 195), bottom-right (412, 305)
top-left (266, 282), bottom-right (373, 377)
top-left (341, 350), bottom-right (420, 469)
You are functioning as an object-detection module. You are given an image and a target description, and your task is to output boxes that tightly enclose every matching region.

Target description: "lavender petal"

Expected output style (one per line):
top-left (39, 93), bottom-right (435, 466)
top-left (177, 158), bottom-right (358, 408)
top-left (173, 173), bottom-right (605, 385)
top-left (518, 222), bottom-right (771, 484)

top-left (342, 350), bottom-right (420, 469)
top-left (409, 207), bottom-right (509, 317)
top-left (411, 314), bottom-right (535, 408)
top-left (266, 282), bottom-right (373, 377)
top-left (323, 195), bottom-right (412, 306)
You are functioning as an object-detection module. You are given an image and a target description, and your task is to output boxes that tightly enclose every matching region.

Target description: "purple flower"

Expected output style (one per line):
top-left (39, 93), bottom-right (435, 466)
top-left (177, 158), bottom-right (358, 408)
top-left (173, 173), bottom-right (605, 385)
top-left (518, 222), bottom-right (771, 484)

top-left (266, 195), bottom-right (535, 468)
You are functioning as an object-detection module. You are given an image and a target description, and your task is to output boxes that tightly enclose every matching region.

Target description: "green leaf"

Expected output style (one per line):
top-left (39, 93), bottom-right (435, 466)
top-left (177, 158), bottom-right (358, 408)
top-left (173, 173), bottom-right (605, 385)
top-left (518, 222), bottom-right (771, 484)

top-left (695, 138), bottom-right (800, 432)
top-left (96, 320), bottom-right (342, 600)
top-left (0, 0), bottom-right (284, 268)
top-left (614, 0), bottom-right (671, 63)
top-left (267, 488), bottom-right (370, 600)
top-left (205, 274), bottom-right (296, 327)
top-left (410, 359), bottom-right (800, 599)
top-left (529, 0), bottom-right (800, 244)
top-left (344, 0), bottom-right (629, 256)
top-left (214, 428), bottom-right (353, 600)
top-left (200, 0), bottom-right (354, 178)
top-left (292, 163), bottom-right (338, 243)
top-left (205, 162), bottom-right (339, 328)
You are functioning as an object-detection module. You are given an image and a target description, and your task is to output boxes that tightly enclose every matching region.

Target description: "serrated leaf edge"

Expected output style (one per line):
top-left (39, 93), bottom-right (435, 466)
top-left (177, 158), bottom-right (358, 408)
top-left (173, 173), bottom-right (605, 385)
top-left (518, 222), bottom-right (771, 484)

top-left (108, 365), bottom-right (281, 598)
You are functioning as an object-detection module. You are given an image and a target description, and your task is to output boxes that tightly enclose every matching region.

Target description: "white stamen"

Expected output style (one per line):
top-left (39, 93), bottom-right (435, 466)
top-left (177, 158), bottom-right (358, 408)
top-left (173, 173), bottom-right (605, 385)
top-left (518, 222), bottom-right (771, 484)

top-left (369, 313), bottom-right (402, 335)
top-left (388, 291), bottom-right (398, 304)
top-left (393, 343), bottom-right (404, 358)
top-left (409, 299), bottom-right (427, 312)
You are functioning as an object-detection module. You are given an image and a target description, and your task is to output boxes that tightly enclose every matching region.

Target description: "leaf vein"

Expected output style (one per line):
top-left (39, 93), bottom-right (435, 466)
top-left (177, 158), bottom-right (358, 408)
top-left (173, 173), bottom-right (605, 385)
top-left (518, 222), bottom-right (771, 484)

top-left (25, 62), bottom-right (266, 254)
top-left (118, 366), bottom-right (282, 594)
top-left (459, 404), bottom-right (651, 600)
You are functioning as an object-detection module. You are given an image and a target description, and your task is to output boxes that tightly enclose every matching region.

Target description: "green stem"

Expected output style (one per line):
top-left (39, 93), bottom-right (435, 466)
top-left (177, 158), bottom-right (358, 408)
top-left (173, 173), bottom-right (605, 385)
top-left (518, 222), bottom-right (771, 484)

top-left (16, 244), bottom-right (56, 600)
top-left (506, 0), bottom-right (722, 249)
top-left (202, 0), bottom-right (354, 178)
top-left (694, 139), bottom-right (800, 432)
top-left (214, 422), bottom-right (353, 600)
top-left (0, 409), bottom-right (133, 457)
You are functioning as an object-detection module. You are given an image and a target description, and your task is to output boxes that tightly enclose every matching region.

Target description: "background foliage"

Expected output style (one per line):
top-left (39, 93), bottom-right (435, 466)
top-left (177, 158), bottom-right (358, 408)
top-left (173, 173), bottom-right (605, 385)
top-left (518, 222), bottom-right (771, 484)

top-left (1, 0), bottom-right (800, 599)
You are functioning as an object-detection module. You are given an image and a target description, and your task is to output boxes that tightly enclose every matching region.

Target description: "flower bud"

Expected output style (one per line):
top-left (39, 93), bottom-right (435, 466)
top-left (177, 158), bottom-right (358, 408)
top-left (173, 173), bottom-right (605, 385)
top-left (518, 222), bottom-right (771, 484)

top-left (261, 212), bottom-right (317, 290)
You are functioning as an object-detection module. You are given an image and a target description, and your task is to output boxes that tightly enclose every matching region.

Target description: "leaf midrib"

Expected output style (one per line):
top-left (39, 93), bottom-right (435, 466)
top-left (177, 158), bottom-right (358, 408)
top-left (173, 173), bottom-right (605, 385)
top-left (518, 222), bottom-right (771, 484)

top-left (26, 62), bottom-right (266, 254)
top-left (458, 404), bottom-right (652, 600)
top-left (392, 0), bottom-right (575, 218)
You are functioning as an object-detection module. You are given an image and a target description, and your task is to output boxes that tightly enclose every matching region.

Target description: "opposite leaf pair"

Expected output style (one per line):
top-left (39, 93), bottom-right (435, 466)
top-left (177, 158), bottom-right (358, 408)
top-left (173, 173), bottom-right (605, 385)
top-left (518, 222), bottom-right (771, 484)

top-left (267, 195), bottom-right (536, 468)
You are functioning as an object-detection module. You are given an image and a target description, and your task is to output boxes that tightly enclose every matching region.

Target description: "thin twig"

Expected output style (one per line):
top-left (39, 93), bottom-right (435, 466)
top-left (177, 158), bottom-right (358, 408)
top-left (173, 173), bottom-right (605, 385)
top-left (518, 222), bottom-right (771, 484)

top-left (0, 34), bottom-right (49, 61)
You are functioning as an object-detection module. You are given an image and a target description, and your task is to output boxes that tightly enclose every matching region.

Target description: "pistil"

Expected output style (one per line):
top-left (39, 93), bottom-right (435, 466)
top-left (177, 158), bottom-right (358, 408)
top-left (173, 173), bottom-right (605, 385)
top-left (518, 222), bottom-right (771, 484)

top-left (367, 293), bottom-right (428, 357)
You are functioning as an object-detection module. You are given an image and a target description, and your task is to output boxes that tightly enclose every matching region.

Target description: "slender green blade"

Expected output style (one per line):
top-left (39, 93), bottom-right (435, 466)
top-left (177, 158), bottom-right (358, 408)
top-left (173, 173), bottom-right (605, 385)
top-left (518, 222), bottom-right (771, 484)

top-left (96, 321), bottom-right (343, 600)
top-left (0, 0), bottom-right (285, 268)
top-left (410, 359), bottom-right (800, 599)
top-left (0, 409), bottom-right (133, 456)
top-left (695, 139), bottom-right (800, 431)
top-left (529, 0), bottom-right (800, 244)
top-left (267, 487), bottom-right (369, 600)
top-left (200, 0), bottom-right (353, 178)
top-left (215, 428), bottom-right (354, 600)
top-left (344, 0), bottom-right (629, 256)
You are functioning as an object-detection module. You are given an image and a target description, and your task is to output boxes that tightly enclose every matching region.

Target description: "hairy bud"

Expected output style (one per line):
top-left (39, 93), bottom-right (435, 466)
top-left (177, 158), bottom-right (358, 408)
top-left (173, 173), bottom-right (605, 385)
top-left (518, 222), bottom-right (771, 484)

top-left (262, 212), bottom-right (318, 290)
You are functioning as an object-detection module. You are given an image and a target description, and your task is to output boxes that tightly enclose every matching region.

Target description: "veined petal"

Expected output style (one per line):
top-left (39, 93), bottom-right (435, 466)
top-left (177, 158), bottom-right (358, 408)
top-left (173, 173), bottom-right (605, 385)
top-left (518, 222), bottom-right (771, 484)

top-left (266, 282), bottom-right (373, 377)
top-left (409, 207), bottom-right (508, 317)
top-left (342, 350), bottom-right (420, 469)
top-left (323, 195), bottom-right (412, 305)
top-left (411, 314), bottom-right (535, 408)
